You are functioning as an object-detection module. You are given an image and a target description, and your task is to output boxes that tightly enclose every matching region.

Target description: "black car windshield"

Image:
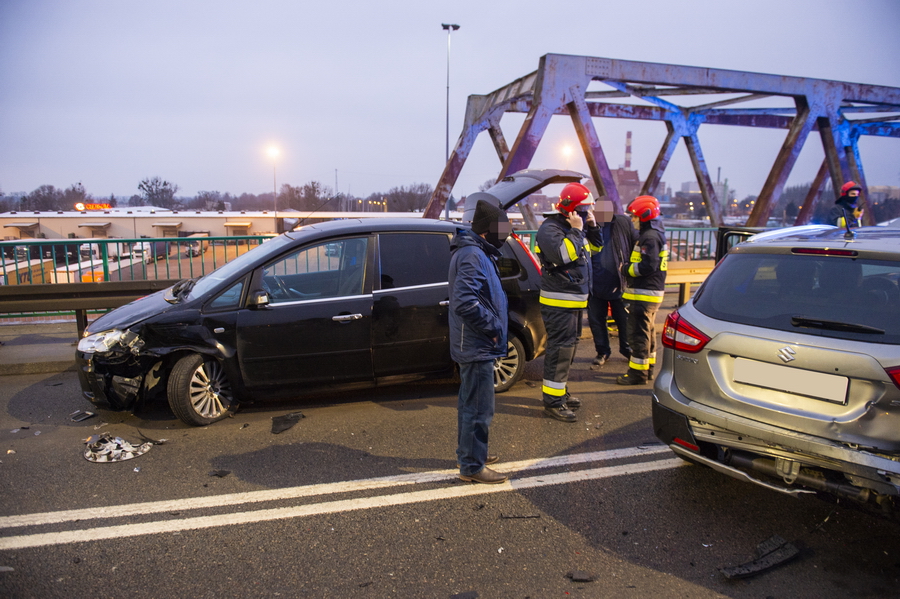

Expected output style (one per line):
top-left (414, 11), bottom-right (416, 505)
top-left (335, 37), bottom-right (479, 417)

top-left (185, 235), bottom-right (296, 301)
top-left (694, 253), bottom-right (900, 344)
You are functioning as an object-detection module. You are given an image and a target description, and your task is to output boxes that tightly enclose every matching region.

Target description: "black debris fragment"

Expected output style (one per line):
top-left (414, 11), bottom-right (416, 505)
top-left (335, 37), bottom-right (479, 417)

top-left (500, 513), bottom-right (541, 519)
top-left (719, 534), bottom-right (800, 579)
top-left (136, 429), bottom-right (166, 445)
top-left (566, 571), bottom-right (595, 583)
top-left (271, 412), bottom-right (304, 434)
top-left (450, 592), bottom-right (478, 599)
top-left (240, 423), bottom-right (250, 429)
top-left (208, 470), bottom-right (231, 478)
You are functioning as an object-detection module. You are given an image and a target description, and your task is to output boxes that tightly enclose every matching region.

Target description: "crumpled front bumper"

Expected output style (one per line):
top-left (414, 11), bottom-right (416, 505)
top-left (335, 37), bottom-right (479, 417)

top-left (76, 350), bottom-right (163, 412)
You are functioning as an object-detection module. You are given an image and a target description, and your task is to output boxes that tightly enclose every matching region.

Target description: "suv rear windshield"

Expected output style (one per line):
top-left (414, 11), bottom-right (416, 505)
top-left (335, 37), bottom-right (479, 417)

top-left (694, 253), bottom-right (900, 344)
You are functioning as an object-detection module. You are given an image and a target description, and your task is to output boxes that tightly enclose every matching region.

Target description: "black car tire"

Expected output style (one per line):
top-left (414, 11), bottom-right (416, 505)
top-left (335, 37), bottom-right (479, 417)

top-left (167, 353), bottom-right (236, 426)
top-left (494, 335), bottom-right (525, 393)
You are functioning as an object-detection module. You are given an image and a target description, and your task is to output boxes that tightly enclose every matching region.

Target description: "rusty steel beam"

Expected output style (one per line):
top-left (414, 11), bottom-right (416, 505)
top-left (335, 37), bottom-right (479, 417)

top-left (427, 54), bottom-right (900, 223)
top-left (747, 97), bottom-right (818, 226)
top-left (796, 160), bottom-right (829, 225)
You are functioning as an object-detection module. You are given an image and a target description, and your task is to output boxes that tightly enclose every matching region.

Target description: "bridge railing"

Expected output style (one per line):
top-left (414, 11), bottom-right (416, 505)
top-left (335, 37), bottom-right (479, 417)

top-left (516, 227), bottom-right (718, 261)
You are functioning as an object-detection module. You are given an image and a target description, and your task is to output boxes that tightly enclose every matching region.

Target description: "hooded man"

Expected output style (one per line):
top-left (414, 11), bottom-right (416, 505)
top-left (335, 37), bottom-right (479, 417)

top-left (827, 181), bottom-right (864, 228)
top-left (449, 199), bottom-right (511, 484)
top-left (534, 182), bottom-right (602, 422)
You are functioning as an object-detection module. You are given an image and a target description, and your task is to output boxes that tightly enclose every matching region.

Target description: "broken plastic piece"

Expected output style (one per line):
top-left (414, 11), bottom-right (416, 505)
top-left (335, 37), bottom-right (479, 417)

top-left (208, 470), bottom-right (231, 478)
top-left (83, 433), bottom-right (152, 462)
top-left (566, 570), bottom-right (596, 583)
top-left (719, 534), bottom-right (800, 579)
top-left (271, 411), bottom-right (304, 434)
top-left (70, 410), bottom-right (96, 422)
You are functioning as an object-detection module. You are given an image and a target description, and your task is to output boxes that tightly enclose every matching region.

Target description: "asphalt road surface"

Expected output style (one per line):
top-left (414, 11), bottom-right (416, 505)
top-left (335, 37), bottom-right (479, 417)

top-left (1, 349), bottom-right (898, 598)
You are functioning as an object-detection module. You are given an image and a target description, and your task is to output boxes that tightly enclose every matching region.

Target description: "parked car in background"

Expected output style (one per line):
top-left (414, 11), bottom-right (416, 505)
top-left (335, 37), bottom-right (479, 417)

top-left (134, 240), bottom-right (171, 263)
top-left (653, 223), bottom-right (900, 516)
top-left (184, 233), bottom-right (210, 257)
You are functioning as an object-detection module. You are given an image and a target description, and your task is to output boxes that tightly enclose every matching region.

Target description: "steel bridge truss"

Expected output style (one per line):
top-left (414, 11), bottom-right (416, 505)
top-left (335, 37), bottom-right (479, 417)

top-left (424, 54), bottom-right (900, 226)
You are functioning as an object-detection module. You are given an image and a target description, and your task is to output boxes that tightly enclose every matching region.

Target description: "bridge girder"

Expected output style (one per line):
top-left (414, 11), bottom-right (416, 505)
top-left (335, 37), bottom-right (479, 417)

top-left (424, 54), bottom-right (900, 226)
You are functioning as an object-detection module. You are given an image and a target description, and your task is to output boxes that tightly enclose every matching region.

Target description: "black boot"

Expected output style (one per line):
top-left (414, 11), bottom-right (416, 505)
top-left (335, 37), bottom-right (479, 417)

top-left (616, 369), bottom-right (648, 386)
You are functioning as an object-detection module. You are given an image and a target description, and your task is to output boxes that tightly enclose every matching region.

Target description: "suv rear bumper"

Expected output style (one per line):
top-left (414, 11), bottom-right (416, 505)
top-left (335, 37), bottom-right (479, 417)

top-left (652, 380), bottom-right (900, 497)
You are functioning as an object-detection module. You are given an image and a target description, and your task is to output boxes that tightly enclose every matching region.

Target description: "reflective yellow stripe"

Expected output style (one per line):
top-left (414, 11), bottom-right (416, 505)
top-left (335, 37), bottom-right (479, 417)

top-left (660, 247), bottom-right (669, 271)
top-left (628, 359), bottom-right (650, 371)
top-left (629, 249), bottom-right (640, 262)
top-left (628, 263), bottom-right (638, 277)
top-left (623, 289), bottom-right (664, 303)
top-left (562, 238), bottom-right (578, 262)
top-left (588, 241), bottom-right (602, 253)
top-left (543, 378), bottom-right (567, 397)
top-left (540, 296), bottom-right (588, 308)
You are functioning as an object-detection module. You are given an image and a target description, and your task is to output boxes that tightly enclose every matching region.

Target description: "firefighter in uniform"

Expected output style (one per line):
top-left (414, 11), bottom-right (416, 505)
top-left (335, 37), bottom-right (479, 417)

top-left (617, 195), bottom-right (668, 385)
top-left (535, 182), bottom-right (602, 422)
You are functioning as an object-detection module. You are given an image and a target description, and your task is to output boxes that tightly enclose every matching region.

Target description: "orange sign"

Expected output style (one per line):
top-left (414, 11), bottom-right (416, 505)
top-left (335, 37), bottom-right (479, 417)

top-left (74, 203), bottom-right (112, 211)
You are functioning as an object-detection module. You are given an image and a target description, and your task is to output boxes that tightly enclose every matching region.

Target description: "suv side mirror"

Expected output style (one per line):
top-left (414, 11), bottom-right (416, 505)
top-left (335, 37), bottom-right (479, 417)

top-left (248, 289), bottom-right (270, 308)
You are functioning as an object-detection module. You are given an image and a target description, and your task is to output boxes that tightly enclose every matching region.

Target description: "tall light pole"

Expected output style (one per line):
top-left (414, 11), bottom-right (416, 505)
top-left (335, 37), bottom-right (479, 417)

top-left (267, 146), bottom-right (279, 231)
top-left (442, 23), bottom-right (459, 163)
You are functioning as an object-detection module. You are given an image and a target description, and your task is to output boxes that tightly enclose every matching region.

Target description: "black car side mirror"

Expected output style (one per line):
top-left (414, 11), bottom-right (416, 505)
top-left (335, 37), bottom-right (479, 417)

top-left (248, 289), bottom-right (270, 308)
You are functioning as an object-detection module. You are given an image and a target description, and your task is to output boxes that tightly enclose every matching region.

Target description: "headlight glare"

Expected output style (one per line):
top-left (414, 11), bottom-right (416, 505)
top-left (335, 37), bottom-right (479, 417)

top-left (77, 329), bottom-right (128, 354)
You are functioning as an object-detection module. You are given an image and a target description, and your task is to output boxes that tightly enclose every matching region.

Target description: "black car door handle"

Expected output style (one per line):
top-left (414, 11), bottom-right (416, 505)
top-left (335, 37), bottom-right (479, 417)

top-left (332, 313), bottom-right (363, 322)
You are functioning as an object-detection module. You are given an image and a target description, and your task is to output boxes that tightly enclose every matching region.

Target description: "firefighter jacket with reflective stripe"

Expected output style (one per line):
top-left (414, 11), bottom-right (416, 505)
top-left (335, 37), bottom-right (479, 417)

top-left (623, 219), bottom-right (668, 304)
top-left (535, 213), bottom-right (602, 309)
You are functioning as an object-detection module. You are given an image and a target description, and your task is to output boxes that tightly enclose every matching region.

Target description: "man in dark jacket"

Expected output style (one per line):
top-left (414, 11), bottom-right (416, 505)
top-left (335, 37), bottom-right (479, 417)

top-left (449, 200), bottom-right (511, 484)
top-left (588, 201), bottom-right (637, 368)
top-left (535, 183), bottom-right (602, 422)
top-left (617, 195), bottom-right (668, 386)
top-left (827, 181), bottom-right (863, 228)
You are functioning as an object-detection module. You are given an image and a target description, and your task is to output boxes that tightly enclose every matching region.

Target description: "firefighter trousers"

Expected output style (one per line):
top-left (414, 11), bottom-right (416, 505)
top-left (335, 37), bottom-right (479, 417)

top-left (540, 305), bottom-right (581, 407)
top-left (624, 299), bottom-right (659, 379)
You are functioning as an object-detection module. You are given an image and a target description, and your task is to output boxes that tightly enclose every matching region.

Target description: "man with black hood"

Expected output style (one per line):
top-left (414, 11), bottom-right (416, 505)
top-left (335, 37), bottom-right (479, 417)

top-left (449, 199), bottom-right (511, 484)
top-left (827, 181), bottom-right (864, 228)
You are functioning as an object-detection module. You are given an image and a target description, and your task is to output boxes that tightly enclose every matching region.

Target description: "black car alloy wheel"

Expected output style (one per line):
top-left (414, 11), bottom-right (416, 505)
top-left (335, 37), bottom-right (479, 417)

top-left (167, 353), bottom-right (235, 426)
top-left (494, 336), bottom-right (525, 393)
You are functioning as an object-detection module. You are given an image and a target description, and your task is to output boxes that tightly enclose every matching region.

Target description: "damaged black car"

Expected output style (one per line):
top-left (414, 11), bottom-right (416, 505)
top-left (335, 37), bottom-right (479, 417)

top-left (76, 214), bottom-right (552, 426)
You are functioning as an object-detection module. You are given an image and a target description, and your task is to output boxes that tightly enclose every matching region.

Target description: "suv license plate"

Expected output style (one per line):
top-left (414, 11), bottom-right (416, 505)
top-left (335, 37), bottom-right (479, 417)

top-left (733, 357), bottom-right (848, 405)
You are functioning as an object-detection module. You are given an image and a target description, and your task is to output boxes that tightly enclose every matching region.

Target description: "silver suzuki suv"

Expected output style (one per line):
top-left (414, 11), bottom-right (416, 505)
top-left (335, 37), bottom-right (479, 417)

top-left (653, 224), bottom-right (900, 515)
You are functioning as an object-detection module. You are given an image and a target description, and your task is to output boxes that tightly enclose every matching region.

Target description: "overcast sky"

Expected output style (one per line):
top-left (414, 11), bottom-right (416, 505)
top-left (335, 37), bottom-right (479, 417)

top-left (1, 0), bottom-right (898, 203)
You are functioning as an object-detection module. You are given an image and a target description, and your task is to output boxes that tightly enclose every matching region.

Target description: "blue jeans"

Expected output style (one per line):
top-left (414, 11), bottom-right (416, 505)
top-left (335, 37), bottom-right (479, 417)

top-left (587, 295), bottom-right (631, 358)
top-left (457, 360), bottom-right (495, 476)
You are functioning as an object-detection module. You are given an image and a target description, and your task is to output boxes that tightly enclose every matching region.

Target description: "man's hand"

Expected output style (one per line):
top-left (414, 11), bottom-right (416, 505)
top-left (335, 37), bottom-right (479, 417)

top-left (853, 206), bottom-right (864, 220)
top-left (583, 209), bottom-right (596, 227)
top-left (566, 211), bottom-right (583, 230)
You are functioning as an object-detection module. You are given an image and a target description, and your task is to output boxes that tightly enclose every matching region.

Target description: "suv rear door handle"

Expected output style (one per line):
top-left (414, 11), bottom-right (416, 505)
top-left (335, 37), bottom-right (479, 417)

top-left (332, 314), bottom-right (363, 322)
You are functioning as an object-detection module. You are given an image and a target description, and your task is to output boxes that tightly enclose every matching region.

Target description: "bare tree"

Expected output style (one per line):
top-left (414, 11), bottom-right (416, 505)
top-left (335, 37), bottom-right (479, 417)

top-left (138, 177), bottom-right (179, 208)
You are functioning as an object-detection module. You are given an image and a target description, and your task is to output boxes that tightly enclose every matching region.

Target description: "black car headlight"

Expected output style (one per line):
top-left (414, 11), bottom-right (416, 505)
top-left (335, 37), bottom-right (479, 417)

top-left (78, 329), bottom-right (144, 354)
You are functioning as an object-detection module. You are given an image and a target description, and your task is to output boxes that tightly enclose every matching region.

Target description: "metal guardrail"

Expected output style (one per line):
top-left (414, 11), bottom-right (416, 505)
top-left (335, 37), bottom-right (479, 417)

top-left (0, 235), bottom-right (273, 327)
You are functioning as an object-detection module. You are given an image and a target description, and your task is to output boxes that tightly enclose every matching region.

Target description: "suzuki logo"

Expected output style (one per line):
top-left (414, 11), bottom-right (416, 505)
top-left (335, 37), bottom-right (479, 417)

top-left (777, 347), bottom-right (796, 363)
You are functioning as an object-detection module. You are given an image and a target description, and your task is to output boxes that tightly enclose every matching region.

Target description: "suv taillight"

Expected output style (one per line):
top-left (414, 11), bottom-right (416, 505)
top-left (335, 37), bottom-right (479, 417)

top-left (511, 232), bottom-right (541, 274)
top-left (662, 310), bottom-right (710, 353)
top-left (886, 366), bottom-right (900, 391)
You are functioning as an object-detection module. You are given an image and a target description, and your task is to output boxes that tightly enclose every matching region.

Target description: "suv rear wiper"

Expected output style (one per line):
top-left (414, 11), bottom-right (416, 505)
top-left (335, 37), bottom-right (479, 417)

top-left (791, 316), bottom-right (884, 335)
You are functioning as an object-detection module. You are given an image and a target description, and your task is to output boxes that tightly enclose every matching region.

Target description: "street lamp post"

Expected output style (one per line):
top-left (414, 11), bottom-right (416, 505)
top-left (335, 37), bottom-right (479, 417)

top-left (442, 23), bottom-right (459, 163)
top-left (267, 147), bottom-right (279, 232)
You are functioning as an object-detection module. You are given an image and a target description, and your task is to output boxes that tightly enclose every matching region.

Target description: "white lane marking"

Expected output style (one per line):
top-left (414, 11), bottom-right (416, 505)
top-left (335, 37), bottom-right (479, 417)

top-left (0, 458), bottom-right (684, 550)
top-left (0, 445), bottom-right (670, 529)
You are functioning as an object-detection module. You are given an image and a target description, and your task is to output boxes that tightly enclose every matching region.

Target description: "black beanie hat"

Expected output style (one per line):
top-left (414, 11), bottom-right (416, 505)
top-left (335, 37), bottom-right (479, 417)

top-left (471, 200), bottom-right (508, 235)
